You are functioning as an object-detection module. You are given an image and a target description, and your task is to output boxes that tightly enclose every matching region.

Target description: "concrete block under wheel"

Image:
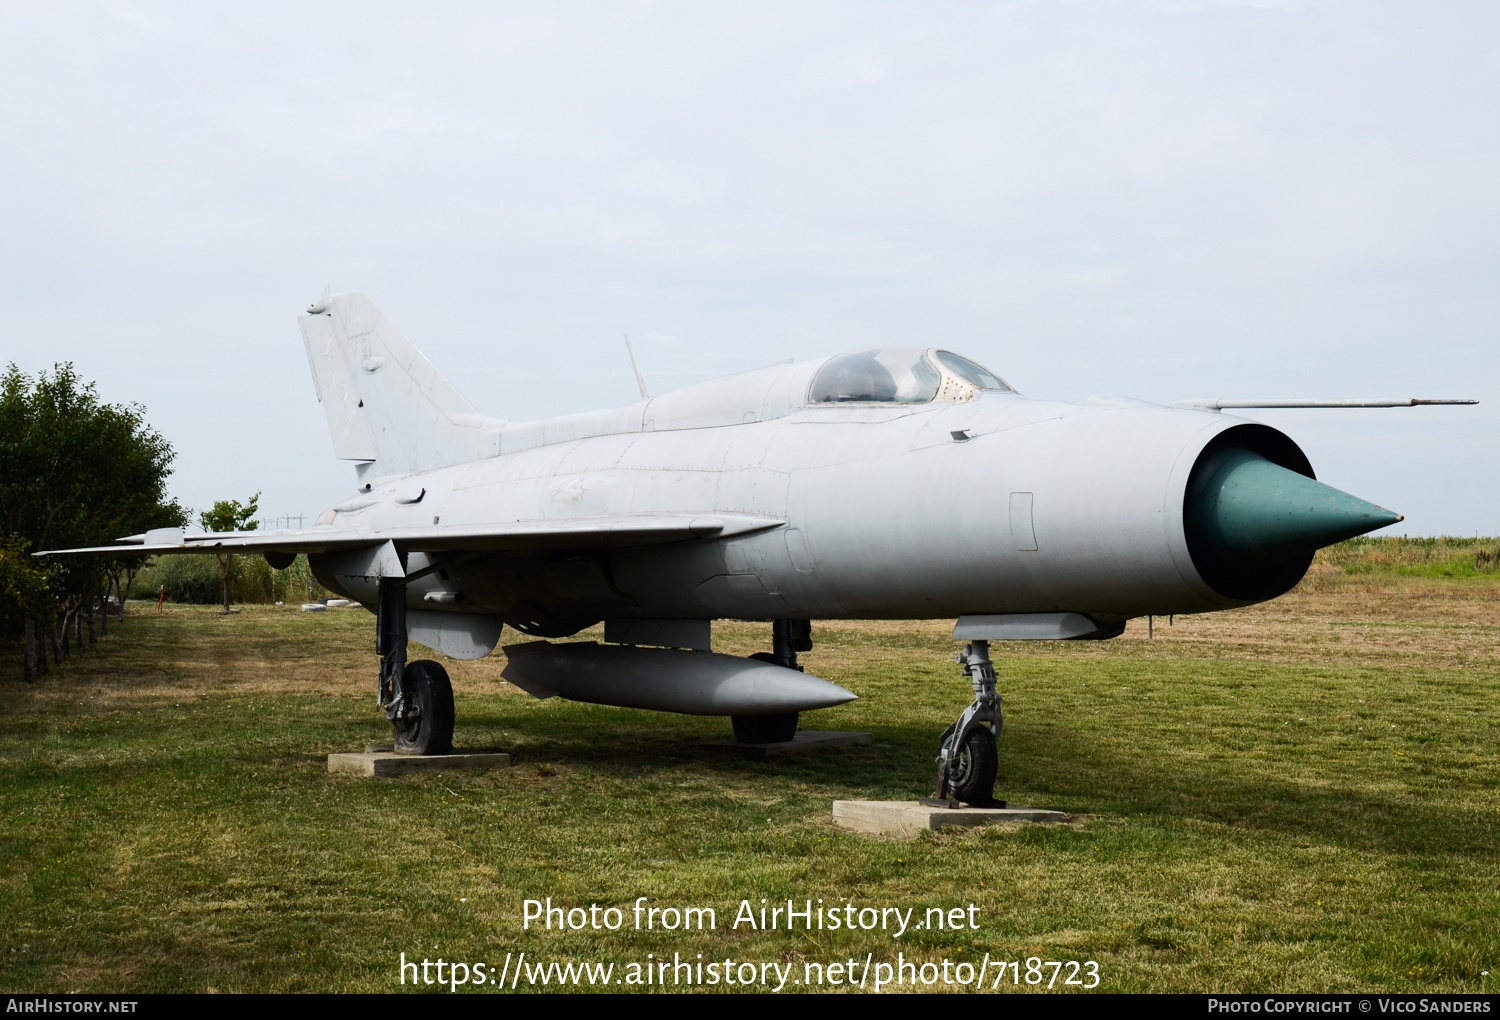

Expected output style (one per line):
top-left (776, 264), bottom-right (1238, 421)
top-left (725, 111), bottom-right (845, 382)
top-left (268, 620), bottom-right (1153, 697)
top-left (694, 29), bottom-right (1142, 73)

top-left (704, 730), bottom-right (874, 760)
top-left (327, 750), bottom-right (512, 778)
top-left (833, 800), bottom-right (1067, 838)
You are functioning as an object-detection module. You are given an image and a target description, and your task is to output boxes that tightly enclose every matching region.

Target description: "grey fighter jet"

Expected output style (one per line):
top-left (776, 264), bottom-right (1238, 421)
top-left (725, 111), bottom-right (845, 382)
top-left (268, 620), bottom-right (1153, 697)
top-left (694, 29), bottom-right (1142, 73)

top-left (41, 292), bottom-right (1475, 805)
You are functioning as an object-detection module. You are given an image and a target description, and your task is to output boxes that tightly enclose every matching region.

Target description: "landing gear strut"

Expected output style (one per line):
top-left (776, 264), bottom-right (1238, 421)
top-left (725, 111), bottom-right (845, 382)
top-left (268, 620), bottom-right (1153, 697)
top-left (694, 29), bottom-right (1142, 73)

top-left (925, 640), bottom-right (1003, 807)
top-left (734, 619), bottom-right (814, 744)
top-left (376, 576), bottom-right (454, 755)
top-left (771, 618), bottom-right (812, 670)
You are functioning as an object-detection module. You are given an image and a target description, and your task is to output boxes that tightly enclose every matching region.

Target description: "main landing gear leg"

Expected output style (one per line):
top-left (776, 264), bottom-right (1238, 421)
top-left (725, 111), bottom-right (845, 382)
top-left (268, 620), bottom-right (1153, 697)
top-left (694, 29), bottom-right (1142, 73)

top-left (377, 577), bottom-right (454, 756)
top-left (733, 619), bottom-right (814, 744)
top-left (376, 577), bottom-right (408, 727)
top-left (923, 640), bottom-right (1003, 808)
top-left (771, 618), bottom-right (812, 670)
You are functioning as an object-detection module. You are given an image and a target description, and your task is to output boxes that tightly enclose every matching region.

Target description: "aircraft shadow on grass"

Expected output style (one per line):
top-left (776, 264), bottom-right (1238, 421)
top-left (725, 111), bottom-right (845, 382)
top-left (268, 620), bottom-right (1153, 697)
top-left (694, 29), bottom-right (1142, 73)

top-left (451, 702), bottom-right (1489, 860)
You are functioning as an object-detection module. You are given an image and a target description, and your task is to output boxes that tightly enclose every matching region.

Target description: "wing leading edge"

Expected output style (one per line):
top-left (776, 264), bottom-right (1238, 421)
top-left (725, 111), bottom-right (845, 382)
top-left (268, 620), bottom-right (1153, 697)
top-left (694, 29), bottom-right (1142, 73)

top-left (35, 513), bottom-right (785, 559)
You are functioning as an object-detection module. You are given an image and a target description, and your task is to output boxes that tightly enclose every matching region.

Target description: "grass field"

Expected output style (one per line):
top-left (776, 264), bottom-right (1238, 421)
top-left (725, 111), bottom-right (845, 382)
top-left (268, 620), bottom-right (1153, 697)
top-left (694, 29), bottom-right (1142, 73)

top-left (2, 542), bottom-right (1497, 994)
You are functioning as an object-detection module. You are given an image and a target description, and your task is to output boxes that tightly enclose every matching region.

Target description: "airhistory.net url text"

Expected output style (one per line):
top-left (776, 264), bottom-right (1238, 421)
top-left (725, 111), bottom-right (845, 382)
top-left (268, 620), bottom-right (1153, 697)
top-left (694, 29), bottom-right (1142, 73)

top-left (398, 951), bottom-right (1101, 991)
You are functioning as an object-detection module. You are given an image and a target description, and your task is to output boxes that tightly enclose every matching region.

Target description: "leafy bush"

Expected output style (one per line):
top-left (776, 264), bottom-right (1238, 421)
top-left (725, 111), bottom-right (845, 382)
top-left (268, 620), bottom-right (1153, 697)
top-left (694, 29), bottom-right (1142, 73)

top-left (132, 554), bottom-right (275, 604)
top-left (269, 554), bottom-right (326, 604)
top-left (132, 557), bottom-right (216, 604)
top-left (0, 538), bottom-right (54, 640)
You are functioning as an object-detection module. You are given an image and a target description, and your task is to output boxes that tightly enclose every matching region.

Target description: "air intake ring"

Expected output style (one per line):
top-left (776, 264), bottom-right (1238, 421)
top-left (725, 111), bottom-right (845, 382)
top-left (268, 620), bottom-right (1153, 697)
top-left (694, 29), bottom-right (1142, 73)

top-left (1183, 424), bottom-right (1401, 601)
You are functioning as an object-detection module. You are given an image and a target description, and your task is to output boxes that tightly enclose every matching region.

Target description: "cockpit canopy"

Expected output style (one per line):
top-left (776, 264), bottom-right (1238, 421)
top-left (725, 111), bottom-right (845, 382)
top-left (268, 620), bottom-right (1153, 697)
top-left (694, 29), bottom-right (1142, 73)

top-left (808, 347), bottom-right (1013, 404)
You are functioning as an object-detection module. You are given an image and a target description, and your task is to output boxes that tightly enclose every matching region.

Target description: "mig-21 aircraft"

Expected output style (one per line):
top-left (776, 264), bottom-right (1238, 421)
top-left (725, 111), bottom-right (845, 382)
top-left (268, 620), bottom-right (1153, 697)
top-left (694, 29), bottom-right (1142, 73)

top-left (41, 292), bottom-right (1476, 806)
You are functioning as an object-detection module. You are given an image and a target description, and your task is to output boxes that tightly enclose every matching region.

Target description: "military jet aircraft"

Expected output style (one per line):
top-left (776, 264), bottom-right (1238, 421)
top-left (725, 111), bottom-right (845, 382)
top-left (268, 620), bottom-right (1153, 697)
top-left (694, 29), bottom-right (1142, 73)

top-left (41, 292), bottom-right (1476, 806)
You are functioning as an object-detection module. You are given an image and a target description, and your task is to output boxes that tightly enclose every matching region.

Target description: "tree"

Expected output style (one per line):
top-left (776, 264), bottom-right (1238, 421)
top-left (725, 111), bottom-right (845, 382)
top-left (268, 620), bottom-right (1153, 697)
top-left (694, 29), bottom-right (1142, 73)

top-left (0, 538), bottom-right (55, 681)
top-left (0, 364), bottom-right (184, 552)
top-left (200, 493), bottom-right (260, 614)
top-left (0, 363), bottom-right (186, 676)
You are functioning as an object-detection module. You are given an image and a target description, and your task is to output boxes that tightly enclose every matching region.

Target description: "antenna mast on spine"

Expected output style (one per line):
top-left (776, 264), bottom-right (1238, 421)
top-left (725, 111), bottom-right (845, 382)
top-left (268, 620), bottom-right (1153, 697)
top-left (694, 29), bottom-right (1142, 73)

top-left (624, 334), bottom-right (649, 400)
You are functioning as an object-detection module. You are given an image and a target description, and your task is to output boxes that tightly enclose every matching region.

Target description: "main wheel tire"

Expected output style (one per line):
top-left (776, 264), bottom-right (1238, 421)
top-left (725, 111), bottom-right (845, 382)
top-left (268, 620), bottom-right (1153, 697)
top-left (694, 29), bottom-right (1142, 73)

top-left (941, 724), bottom-right (998, 805)
top-left (393, 659), bottom-right (455, 756)
top-left (731, 712), bottom-right (799, 744)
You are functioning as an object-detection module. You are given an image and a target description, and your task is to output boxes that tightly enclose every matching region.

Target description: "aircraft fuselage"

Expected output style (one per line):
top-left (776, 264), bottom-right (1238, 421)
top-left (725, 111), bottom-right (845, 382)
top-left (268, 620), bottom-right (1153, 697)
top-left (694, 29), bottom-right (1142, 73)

top-left (313, 372), bottom-right (1277, 632)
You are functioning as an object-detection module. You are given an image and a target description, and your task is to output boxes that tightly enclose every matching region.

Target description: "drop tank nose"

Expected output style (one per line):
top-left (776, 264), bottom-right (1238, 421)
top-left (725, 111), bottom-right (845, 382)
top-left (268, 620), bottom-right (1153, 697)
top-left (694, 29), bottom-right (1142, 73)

top-left (1184, 446), bottom-right (1402, 600)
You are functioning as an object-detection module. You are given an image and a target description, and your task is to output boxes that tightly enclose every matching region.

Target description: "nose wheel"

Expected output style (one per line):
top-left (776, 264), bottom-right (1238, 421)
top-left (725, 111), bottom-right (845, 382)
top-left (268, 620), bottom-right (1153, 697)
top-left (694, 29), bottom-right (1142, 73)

top-left (923, 640), bottom-right (1004, 807)
top-left (937, 721), bottom-right (998, 805)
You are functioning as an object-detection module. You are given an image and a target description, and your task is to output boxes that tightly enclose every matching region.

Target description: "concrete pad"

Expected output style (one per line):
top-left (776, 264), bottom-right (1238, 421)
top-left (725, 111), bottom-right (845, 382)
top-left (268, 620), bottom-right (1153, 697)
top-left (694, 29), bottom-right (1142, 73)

top-left (328, 750), bottom-right (511, 778)
top-left (833, 800), bottom-right (1067, 838)
top-left (704, 730), bottom-right (874, 760)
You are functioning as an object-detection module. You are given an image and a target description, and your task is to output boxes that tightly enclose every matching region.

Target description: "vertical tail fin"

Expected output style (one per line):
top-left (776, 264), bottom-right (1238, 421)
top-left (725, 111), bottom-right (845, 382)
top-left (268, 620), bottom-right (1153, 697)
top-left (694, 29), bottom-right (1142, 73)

top-left (300, 292), bottom-right (502, 484)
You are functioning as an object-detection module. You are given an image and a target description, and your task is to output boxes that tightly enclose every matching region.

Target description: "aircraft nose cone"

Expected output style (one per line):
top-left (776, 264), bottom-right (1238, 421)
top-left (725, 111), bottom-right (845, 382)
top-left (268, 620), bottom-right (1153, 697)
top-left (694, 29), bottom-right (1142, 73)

top-left (1185, 447), bottom-right (1403, 597)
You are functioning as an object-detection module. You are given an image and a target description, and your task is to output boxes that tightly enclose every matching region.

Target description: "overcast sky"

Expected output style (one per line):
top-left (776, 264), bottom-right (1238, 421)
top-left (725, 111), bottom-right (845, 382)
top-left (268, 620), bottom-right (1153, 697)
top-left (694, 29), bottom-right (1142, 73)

top-left (2, 1), bottom-right (1495, 534)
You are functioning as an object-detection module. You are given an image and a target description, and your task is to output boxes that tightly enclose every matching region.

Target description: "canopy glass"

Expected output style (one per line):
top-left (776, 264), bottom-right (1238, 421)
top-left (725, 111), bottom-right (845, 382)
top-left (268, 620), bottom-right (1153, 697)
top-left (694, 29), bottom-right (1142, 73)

top-left (809, 347), bottom-right (1012, 404)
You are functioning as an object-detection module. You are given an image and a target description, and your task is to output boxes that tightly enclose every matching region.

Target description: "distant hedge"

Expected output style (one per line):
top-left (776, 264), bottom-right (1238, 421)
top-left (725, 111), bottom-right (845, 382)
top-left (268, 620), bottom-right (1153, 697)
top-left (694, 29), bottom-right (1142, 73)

top-left (1315, 536), bottom-right (1500, 578)
top-left (131, 554), bottom-right (276, 604)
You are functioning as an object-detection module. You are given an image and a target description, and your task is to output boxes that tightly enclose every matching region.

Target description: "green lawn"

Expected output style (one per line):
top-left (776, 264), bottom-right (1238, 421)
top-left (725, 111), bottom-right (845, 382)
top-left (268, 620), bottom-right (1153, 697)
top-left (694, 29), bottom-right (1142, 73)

top-left (1, 570), bottom-right (1497, 993)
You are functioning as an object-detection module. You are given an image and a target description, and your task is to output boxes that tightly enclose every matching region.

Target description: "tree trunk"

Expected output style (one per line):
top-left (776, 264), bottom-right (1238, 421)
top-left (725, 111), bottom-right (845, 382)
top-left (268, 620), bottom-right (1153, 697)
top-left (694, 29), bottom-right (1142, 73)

top-left (108, 568), bottom-right (124, 622)
top-left (49, 617), bottom-right (62, 665)
top-left (36, 619), bottom-right (49, 677)
top-left (75, 603), bottom-right (84, 652)
top-left (86, 584), bottom-right (97, 644)
top-left (121, 567), bottom-right (137, 622)
top-left (24, 618), bottom-right (36, 682)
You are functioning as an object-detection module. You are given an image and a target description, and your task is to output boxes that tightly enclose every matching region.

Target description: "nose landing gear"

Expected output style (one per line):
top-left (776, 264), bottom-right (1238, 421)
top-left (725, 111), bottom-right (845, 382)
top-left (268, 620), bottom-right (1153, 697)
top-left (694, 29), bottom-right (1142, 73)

top-left (924, 640), bottom-right (1003, 807)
